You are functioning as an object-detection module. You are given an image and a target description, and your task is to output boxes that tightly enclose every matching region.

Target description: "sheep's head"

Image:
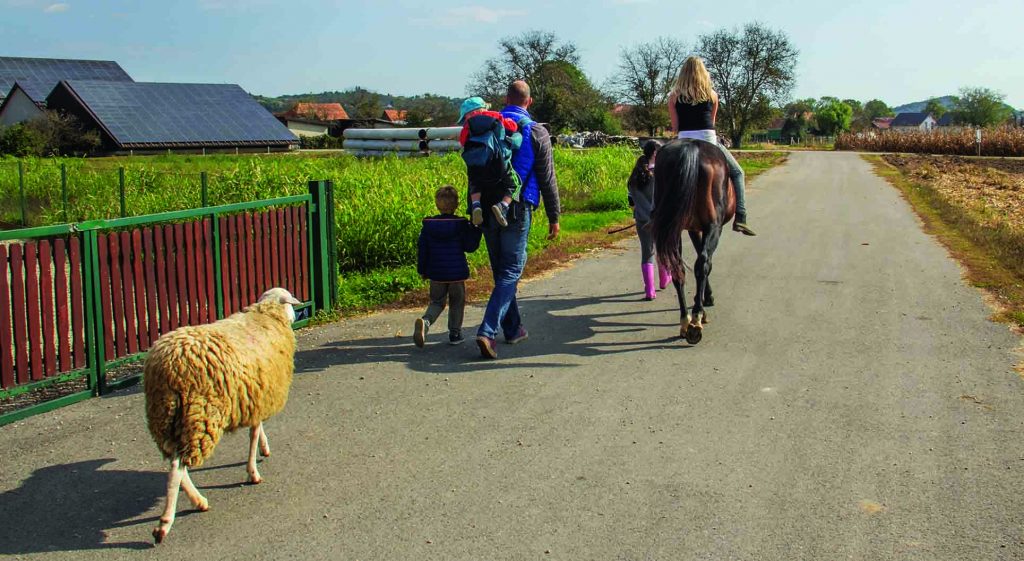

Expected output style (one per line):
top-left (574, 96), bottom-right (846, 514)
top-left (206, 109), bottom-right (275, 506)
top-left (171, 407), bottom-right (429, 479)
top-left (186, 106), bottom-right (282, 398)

top-left (258, 287), bottom-right (302, 323)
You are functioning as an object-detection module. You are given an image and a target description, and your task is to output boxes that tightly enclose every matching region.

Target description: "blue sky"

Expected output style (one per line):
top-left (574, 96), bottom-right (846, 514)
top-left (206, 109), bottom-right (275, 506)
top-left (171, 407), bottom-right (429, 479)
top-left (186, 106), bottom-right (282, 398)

top-left (3, 0), bottom-right (1022, 108)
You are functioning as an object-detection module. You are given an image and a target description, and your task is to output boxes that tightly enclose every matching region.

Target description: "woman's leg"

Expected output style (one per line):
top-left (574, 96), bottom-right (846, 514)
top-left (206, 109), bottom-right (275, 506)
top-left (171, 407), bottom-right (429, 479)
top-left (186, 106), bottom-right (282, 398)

top-left (717, 145), bottom-right (756, 235)
top-left (637, 222), bottom-right (657, 299)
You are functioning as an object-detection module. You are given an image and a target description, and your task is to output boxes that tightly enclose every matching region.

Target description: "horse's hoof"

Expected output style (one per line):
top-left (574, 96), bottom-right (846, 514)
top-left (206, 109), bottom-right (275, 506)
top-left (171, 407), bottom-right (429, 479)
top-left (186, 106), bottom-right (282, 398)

top-left (702, 312), bottom-right (709, 324)
top-left (685, 324), bottom-right (703, 345)
top-left (704, 295), bottom-right (714, 307)
top-left (153, 528), bottom-right (167, 544)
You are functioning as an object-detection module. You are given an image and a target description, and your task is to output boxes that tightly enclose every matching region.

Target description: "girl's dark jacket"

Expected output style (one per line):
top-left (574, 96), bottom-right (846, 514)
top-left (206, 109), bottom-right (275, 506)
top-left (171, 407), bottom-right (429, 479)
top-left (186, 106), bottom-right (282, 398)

top-left (417, 214), bottom-right (482, 282)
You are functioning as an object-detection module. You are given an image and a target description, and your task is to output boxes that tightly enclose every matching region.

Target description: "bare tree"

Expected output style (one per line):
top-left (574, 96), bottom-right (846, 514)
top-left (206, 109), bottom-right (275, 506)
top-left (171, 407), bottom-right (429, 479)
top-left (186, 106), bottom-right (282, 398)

top-left (697, 23), bottom-right (798, 148)
top-left (611, 37), bottom-right (688, 136)
top-left (467, 30), bottom-right (580, 105)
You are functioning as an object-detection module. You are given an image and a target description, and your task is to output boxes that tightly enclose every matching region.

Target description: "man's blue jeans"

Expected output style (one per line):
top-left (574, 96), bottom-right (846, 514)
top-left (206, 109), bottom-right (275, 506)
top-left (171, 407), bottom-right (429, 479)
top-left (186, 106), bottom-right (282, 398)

top-left (477, 205), bottom-right (531, 340)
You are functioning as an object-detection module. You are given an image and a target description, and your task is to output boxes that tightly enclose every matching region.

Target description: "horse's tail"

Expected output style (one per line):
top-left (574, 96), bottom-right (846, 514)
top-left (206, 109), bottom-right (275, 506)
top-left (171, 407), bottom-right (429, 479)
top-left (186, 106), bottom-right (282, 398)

top-left (653, 140), bottom-right (701, 279)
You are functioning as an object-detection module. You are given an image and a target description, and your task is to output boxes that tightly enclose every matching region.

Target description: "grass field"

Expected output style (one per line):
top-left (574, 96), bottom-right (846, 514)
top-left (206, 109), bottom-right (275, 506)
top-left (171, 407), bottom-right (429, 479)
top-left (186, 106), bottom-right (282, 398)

top-left (0, 148), bottom-right (787, 316)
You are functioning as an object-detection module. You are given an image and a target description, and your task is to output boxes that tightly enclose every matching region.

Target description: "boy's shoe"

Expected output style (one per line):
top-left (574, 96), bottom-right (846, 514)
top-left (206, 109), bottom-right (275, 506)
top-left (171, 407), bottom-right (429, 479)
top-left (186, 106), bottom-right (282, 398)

top-left (414, 318), bottom-right (429, 348)
top-left (476, 336), bottom-right (498, 359)
top-left (449, 330), bottom-right (465, 345)
top-left (491, 201), bottom-right (509, 227)
top-left (471, 203), bottom-right (483, 227)
top-left (505, 326), bottom-right (529, 345)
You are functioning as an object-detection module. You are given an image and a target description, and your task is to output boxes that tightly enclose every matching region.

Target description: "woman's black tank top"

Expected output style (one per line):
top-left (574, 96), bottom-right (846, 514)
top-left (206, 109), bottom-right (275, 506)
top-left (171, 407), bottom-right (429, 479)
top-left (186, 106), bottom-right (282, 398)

top-left (675, 97), bottom-right (714, 131)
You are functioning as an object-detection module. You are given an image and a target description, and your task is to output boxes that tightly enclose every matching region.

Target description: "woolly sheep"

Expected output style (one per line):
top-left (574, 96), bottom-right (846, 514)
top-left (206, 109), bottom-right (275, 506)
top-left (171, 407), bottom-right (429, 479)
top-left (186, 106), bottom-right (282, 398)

top-left (144, 286), bottom-right (301, 544)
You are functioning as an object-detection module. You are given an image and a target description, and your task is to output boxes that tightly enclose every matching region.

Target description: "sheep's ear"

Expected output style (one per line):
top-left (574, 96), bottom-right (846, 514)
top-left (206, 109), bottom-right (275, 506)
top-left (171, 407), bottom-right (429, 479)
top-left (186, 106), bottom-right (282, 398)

top-left (280, 294), bottom-right (301, 306)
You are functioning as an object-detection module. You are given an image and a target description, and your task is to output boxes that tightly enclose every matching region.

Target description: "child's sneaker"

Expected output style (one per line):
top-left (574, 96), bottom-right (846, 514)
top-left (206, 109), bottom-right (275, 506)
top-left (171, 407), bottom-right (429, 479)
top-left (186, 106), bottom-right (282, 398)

top-left (491, 201), bottom-right (509, 227)
top-left (414, 317), bottom-right (429, 348)
top-left (471, 202), bottom-right (483, 226)
top-left (448, 330), bottom-right (464, 345)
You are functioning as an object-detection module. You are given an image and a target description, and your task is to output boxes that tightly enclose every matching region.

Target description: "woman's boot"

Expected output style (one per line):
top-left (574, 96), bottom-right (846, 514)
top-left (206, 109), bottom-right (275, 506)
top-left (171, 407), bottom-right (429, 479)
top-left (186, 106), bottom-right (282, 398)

top-left (642, 264), bottom-right (657, 300)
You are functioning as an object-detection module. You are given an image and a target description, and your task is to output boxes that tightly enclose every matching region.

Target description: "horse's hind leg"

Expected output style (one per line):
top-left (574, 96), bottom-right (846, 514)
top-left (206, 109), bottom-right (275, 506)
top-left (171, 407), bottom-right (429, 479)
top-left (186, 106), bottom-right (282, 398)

top-left (687, 225), bottom-right (721, 344)
top-left (688, 231), bottom-right (712, 308)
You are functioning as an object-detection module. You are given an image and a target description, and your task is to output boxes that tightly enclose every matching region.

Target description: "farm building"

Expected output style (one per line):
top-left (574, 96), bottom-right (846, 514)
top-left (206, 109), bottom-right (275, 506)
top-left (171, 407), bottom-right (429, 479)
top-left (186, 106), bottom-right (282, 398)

top-left (0, 56), bottom-right (133, 126)
top-left (871, 117), bottom-right (894, 130)
top-left (277, 102), bottom-right (350, 138)
top-left (890, 112), bottom-right (936, 132)
top-left (45, 80), bottom-right (298, 153)
top-left (381, 108), bottom-right (408, 125)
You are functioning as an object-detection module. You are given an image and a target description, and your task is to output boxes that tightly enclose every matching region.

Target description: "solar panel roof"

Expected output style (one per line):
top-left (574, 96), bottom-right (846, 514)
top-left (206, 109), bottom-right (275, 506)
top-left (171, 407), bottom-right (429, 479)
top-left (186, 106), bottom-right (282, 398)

top-left (0, 56), bottom-right (133, 102)
top-left (59, 80), bottom-right (298, 147)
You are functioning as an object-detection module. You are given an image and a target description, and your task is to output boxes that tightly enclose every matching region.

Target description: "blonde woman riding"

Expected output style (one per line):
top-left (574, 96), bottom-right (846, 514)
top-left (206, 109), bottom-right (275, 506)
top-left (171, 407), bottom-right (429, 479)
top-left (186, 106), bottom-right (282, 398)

top-left (667, 56), bottom-right (755, 236)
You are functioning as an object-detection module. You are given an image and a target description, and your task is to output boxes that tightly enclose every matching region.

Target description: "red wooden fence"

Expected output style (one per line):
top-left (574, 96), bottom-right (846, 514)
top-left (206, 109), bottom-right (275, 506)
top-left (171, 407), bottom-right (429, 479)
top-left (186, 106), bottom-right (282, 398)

top-left (1, 206), bottom-right (310, 388)
top-left (0, 237), bottom-right (88, 388)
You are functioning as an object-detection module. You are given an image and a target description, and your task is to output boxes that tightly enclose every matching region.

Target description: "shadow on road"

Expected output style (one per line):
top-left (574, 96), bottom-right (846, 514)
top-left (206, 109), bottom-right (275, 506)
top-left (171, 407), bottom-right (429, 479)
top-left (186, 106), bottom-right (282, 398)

top-left (0, 458), bottom-right (174, 554)
top-left (296, 289), bottom-right (690, 376)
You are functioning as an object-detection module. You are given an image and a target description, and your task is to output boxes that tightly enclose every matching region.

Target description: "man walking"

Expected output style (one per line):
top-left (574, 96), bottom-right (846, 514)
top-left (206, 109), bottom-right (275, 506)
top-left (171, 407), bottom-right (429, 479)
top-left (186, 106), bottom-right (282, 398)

top-left (475, 80), bottom-right (561, 359)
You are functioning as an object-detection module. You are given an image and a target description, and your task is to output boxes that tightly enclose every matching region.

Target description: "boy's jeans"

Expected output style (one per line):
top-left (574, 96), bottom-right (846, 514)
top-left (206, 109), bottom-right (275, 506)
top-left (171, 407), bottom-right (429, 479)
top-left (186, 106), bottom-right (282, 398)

top-left (477, 204), bottom-right (531, 340)
top-left (422, 281), bottom-right (465, 332)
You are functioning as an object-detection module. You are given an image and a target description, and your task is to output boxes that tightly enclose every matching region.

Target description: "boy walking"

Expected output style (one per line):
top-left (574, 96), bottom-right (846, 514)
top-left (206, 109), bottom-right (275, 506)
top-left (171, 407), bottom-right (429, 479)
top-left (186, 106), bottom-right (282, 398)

top-left (414, 185), bottom-right (482, 347)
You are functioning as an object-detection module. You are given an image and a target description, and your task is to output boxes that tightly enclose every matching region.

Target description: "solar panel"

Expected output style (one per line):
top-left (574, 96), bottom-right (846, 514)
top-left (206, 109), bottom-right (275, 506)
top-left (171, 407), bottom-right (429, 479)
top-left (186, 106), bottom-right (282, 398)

top-left (0, 56), bottom-right (133, 103)
top-left (60, 81), bottom-right (298, 147)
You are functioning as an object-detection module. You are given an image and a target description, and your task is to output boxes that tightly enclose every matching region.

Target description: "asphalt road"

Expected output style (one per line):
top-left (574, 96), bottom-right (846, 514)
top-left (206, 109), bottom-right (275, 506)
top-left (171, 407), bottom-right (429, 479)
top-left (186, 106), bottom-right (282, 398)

top-left (1, 152), bottom-right (1022, 560)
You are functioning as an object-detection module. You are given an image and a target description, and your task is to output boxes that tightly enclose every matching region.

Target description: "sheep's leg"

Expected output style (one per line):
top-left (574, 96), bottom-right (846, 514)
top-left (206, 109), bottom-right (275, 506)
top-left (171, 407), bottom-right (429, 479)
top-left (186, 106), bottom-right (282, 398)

top-left (153, 457), bottom-right (185, 544)
top-left (247, 426), bottom-right (263, 484)
top-left (258, 422), bottom-right (271, 457)
top-left (180, 466), bottom-right (209, 512)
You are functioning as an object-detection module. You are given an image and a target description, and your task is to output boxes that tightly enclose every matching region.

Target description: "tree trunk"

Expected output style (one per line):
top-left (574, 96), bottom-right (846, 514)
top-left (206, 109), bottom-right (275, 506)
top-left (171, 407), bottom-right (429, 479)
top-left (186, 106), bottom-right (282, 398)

top-left (731, 133), bottom-right (743, 149)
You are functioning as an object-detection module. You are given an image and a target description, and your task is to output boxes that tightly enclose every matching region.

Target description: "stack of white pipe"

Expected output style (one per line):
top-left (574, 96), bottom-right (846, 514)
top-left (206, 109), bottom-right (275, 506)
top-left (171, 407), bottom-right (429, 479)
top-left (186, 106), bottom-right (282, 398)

top-left (343, 126), bottom-right (462, 157)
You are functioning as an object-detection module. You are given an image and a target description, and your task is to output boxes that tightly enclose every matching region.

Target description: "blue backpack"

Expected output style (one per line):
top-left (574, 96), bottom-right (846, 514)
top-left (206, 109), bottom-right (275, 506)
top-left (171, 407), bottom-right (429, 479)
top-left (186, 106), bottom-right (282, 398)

top-left (461, 114), bottom-right (526, 194)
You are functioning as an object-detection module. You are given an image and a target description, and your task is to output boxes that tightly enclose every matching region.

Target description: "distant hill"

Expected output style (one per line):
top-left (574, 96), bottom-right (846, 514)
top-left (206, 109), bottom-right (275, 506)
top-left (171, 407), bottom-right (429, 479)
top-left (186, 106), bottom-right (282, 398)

top-left (251, 88), bottom-right (461, 121)
top-left (893, 95), bottom-right (1016, 114)
top-left (892, 96), bottom-right (957, 114)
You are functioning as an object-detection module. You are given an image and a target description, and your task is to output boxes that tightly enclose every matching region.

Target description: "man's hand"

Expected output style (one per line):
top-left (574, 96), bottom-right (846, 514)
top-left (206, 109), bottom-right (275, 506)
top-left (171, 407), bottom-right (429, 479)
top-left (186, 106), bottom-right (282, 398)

top-left (547, 222), bottom-right (560, 240)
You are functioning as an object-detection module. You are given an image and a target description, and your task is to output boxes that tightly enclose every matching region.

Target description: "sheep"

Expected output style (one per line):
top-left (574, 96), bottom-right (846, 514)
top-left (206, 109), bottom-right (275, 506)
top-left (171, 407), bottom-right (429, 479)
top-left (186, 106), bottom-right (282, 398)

top-left (144, 286), bottom-right (301, 544)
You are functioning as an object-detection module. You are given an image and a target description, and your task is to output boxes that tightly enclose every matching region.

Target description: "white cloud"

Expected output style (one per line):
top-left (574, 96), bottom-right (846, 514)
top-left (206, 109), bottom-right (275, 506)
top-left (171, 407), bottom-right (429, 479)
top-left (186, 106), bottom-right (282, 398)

top-left (415, 6), bottom-right (527, 27)
top-left (44, 2), bottom-right (69, 12)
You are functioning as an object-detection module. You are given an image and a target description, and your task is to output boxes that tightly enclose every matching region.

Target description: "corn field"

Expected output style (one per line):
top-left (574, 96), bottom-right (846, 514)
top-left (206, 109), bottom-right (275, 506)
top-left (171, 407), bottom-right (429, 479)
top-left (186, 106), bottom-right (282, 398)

top-left (836, 127), bottom-right (1024, 157)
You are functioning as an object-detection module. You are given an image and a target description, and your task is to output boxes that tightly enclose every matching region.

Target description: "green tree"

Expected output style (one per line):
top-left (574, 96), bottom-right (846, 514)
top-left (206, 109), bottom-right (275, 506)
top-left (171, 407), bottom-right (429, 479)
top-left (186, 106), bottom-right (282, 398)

top-left (467, 30), bottom-right (580, 106)
top-left (403, 94), bottom-right (460, 126)
top-left (531, 60), bottom-right (617, 134)
top-left (696, 22), bottom-right (799, 148)
top-left (814, 98), bottom-right (853, 136)
top-left (863, 99), bottom-right (894, 120)
top-left (0, 111), bottom-right (100, 156)
top-left (923, 97), bottom-right (948, 119)
top-left (610, 37), bottom-right (688, 136)
top-left (345, 87), bottom-right (384, 120)
top-left (952, 87), bottom-right (1012, 127)
top-left (780, 99), bottom-right (814, 141)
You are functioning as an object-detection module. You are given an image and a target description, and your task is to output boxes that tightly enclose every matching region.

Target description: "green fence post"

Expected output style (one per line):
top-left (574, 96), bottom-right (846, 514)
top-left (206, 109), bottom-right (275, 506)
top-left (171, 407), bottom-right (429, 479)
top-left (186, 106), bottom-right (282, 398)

top-left (118, 167), bottom-right (126, 218)
top-left (82, 229), bottom-right (107, 395)
top-left (212, 211), bottom-right (224, 319)
top-left (325, 180), bottom-right (338, 306)
top-left (201, 172), bottom-right (209, 207)
top-left (18, 160), bottom-right (26, 226)
top-left (308, 180), bottom-right (333, 314)
top-left (61, 163), bottom-right (68, 223)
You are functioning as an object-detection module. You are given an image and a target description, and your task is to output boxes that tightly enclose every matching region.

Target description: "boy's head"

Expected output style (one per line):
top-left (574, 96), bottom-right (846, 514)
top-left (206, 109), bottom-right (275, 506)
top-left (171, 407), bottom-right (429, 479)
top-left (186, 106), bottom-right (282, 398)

top-left (457, 97), bottom-right (490, 124)
top-left (435, 185), bottom-right (459, 214)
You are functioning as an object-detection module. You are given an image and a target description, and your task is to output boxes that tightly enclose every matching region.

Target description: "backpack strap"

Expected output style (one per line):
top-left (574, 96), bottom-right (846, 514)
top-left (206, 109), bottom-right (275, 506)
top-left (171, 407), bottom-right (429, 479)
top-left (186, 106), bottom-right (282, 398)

top-left (513, 116), bottom-right (535, 192)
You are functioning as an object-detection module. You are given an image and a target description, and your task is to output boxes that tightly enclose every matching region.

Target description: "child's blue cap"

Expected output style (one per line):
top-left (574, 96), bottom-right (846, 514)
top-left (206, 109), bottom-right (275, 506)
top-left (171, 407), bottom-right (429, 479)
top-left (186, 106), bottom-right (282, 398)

top-left (457, 97), bottom-right (490, 124)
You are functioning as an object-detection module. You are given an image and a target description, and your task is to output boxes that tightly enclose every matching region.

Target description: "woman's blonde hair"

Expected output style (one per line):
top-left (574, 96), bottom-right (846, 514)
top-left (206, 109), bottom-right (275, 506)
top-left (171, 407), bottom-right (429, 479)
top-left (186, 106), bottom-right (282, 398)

top-left (670, 56), bottom-right (714, 105)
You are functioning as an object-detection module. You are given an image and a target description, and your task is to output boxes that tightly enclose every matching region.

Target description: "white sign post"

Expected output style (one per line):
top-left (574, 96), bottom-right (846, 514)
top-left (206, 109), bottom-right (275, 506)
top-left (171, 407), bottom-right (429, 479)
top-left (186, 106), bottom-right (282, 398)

top-left (976, 128), bottom-right (982, 156)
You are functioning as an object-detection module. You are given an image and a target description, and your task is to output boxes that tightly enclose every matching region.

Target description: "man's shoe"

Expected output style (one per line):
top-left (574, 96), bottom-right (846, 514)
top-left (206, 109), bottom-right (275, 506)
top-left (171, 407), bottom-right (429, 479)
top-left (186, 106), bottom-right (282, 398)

top-left (491, 202), bottom-right (509, 227)
top-left (505, 326), bottom-right (529, 345)
top-left (414, 318), bottom-right (429, 348)
top-left (476, 336), bottom-right (498, 359)
top-left (449, 330), bottom-right (465, 345)
top-left (471, 204), bottom-right (483, 227)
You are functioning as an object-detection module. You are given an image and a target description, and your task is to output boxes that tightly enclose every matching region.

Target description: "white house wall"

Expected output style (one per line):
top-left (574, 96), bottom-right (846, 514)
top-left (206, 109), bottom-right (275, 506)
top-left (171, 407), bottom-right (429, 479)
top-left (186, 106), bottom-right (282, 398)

top-left (286, 120), bottom-right (329, 137)
top-left (0, 88), bottom-right (43, 127)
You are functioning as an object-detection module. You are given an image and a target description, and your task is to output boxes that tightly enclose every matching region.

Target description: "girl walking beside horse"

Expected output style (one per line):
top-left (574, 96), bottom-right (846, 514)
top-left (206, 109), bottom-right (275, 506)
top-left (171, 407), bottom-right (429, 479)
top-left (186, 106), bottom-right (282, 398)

top-left (627, 139), bottom-right (673, 300)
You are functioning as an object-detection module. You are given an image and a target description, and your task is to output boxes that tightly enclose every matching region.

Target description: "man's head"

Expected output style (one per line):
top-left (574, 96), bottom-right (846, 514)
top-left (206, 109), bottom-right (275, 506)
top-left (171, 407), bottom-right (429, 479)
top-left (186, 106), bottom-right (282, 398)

top-left (435, 185), bottom-right (459, 214)
top-left (506, 81), bottom-right (532, 108)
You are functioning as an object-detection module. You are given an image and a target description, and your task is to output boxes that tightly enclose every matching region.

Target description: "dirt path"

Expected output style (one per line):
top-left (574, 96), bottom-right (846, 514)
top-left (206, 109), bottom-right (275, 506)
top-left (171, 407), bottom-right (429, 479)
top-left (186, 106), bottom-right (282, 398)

top-left (1, 152), bottom-right (1022, 560)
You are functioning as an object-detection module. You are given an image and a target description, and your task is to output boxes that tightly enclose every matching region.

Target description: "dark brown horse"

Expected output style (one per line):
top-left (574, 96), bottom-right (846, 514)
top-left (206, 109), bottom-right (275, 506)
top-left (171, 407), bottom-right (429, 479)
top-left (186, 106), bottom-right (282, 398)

top-left (651, 139), bottom-right (735, 344)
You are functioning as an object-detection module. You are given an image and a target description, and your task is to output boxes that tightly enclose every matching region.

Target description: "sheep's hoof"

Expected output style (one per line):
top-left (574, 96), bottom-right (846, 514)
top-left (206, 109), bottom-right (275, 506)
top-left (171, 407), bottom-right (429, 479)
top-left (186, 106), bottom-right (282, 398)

top-left (152, 528), bottom-right (167, 544)
top-left (259, 448), bottom-right (271, 458)
top-left (248, 474), bottom-right (263, 485)
top-left (196, 498), bottom-right (210, 512)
